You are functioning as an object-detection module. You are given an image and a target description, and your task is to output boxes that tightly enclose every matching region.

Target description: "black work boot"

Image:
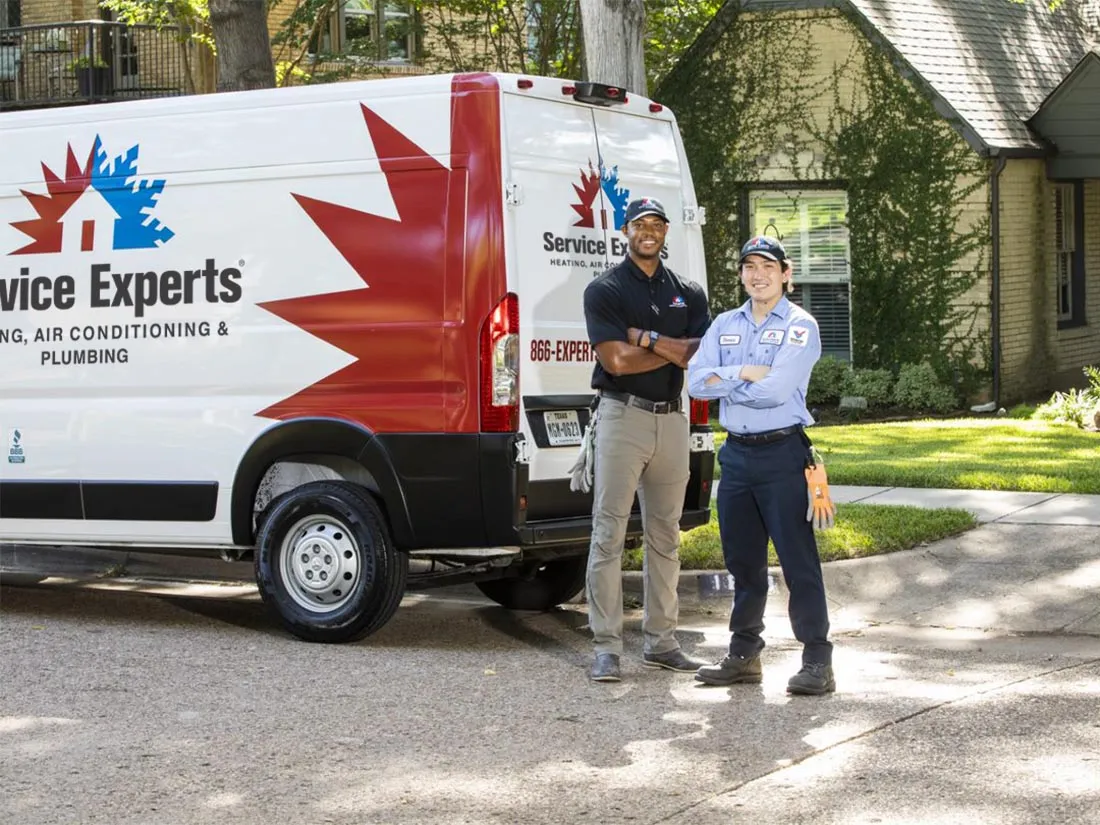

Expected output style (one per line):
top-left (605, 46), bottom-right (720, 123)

top-left (643, 649), bottom-right (710, 673)
top-left (694, 653), bottom-right (763, 686)
top-left (590, 653), bottom-right (621, 682)
top-left (787, 662), bottom-right (835, 695)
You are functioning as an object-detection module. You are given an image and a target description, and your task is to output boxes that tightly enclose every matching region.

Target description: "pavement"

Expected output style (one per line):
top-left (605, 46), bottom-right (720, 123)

top-left (2, 486), bottom-right (1099, 824)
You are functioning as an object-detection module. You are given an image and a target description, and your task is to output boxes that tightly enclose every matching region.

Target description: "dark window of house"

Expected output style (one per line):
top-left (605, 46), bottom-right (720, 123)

top-left (1054, 180), bottom-right (1086, 329)
top-left (1, 0), bottom-right (21, 30)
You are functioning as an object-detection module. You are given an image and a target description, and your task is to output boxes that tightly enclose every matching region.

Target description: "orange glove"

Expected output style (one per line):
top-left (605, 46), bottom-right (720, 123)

top-left (805, 459), bottom-right (837, 530)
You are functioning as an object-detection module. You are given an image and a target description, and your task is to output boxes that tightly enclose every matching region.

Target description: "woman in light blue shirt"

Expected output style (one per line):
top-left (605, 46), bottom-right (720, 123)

top-left (686, 235), bottom-right (835, 696)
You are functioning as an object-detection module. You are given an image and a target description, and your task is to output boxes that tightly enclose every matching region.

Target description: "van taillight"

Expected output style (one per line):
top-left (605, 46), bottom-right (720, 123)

top-left (690, 399), bottom-right (709, 426)
top-left (480, 293), bottom-right (520, 432)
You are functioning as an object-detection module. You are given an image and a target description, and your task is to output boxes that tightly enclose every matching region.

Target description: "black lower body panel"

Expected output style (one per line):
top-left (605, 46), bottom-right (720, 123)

top-left (373, 432), bottom-right (527, 550)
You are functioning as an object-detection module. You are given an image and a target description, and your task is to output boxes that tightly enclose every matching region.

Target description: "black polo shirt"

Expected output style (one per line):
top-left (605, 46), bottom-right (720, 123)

top-left (583, 255), bottom-right (710, 402)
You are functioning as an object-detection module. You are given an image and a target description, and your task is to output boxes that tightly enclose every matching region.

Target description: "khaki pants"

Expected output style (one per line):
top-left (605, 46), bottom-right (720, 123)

top-left (586, 396), bottom-right (690, 656)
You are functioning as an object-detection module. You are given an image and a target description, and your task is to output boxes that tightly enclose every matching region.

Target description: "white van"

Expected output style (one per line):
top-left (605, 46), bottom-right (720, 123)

top-left (0, 72), bottom-right (714, 642)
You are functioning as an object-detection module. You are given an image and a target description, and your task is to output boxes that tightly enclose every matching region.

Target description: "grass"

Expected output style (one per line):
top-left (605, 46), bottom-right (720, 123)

top-left (712, 419), bottom-right (1100, 493)
top-left (623, 502), bottom-right (977, 571)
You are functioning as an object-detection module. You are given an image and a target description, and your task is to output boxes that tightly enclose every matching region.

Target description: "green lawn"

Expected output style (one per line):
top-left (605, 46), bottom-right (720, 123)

top-left (623, 502), bottom-right (977, 571)
top-left (713, 419), bottom-right (1100, 493)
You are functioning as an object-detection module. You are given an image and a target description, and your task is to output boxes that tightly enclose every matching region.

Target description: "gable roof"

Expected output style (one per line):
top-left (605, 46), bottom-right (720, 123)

top-left (1028, 51), bottom-right (1100, 176)
top-left (711, 0), bottom-right (1095, 154)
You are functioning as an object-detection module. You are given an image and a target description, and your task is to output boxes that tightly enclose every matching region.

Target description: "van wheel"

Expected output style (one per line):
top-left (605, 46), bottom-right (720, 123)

top-left (255, 481), bottom-right (407, 643)
top-left (475, 555), bottom-right (587, 611)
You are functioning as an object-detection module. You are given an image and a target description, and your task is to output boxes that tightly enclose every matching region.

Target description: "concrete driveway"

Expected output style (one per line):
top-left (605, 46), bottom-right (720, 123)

top-left (1, 521), bottom-right (1098, 825)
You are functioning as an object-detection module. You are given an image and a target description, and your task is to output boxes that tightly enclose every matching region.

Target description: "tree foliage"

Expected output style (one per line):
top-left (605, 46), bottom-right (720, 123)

top-left (100, 0), bottom-right (216, 92)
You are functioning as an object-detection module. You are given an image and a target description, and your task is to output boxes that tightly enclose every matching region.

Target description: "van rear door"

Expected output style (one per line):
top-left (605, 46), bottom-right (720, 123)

top-left (502, 83), bottom-right (709, 531)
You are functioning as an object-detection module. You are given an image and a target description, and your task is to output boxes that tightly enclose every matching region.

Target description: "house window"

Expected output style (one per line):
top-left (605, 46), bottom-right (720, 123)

top-left (1, 0), bottom-right (20, 30)
top-left (1054, 181), bottom-right (1085, 328)
top-left (313, 0), bottom-right (416, 61)
top-left (748, 189), bottom-right (852, 360)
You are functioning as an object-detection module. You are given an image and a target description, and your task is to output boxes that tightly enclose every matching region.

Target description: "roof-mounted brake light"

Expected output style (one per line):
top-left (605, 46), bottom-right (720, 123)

top-left (571, 81), bottom-right (629, 106)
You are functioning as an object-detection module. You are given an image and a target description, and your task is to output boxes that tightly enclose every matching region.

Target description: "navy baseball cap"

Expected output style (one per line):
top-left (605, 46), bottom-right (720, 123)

top-left (623, 197), bottom-right (669, 224)
top-left (739, 235), bottom-right (788, 264)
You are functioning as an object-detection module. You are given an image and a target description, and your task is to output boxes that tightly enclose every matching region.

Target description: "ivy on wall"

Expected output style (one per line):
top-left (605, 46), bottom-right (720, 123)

top-left (660, 9), bottom-right (992, 394)
top-left (818, 36), bottom-right (990, 393)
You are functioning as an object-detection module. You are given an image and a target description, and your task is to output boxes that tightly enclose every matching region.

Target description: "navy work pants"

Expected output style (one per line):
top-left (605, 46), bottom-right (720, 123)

top-left (716, 434), bottom-right (832, 665)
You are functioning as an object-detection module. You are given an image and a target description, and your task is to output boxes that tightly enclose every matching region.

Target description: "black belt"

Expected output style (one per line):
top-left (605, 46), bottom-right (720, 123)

top-left (599, 390), bottom-right (682, 414)
top-left (725, 425), bottom-right (802, 446)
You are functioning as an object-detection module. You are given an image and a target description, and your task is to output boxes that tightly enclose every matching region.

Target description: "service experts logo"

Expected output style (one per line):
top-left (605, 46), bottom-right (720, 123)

top-left (570, 161), bottom-right (630, 230)
top-left (9, 135), bottom-right (174, 255)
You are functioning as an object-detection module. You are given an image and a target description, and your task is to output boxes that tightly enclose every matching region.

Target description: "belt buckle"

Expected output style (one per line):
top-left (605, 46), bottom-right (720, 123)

top-left (653, 401), bottom-right (670, 414)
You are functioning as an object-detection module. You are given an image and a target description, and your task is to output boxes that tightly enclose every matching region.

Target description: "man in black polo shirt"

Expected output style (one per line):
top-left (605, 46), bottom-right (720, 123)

top-left (582, 195), bottom-right (711, 682)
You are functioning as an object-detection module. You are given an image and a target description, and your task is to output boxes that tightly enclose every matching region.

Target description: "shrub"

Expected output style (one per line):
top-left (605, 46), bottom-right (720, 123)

top-left (1035, 390), bottom-right (1091, 427)
top-left (842, 367), bottom-right (895, 408)
top-left (807, 355), bottom-right (850, 406)
top-left (1034, 365), bottom-right (1100, 429)
top-left (893, 362), bottom-right (957, 413)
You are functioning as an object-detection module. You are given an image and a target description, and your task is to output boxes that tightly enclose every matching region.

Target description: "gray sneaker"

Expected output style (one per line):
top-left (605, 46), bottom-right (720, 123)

top-left (590, 653), bottom-right (621, 682)
top-left (787, 662), bottom-right (835, 695)
top-left (643, 649), bottom-right (710, 673)
top-left (694, 654), bottom-right (763, 686)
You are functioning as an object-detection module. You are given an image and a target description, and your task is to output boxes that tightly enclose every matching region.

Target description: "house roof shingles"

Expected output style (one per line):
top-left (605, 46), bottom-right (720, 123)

top-left (743, 0), bottom-right (1095, 153)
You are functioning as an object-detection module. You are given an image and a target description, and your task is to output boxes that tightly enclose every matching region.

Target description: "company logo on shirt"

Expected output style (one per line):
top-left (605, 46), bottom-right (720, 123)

top-left (788, 325), bottom-right (810, 347)
top-left (760, 328), bottom-right (785, 345)
top-left (9, 135), bottom-right (174, 255)
top-left (670, 295), bottom-right (686, 308)
top-left (570, 161), bottom-right (630, 230)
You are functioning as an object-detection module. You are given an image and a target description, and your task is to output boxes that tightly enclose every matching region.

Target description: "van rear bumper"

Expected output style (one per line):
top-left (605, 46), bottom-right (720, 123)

top-left (519, 446), bottom-right (714, 547)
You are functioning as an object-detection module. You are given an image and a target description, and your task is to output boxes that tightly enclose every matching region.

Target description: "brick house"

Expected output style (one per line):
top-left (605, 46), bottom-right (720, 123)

top-left (678, 0), bottom-right (1100, 404)
top-left (0, 0), bottom-right (433, 108)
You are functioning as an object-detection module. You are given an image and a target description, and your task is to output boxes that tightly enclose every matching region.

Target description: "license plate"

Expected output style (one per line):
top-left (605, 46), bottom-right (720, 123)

top-left (544, 410), bottom-right (582, 447)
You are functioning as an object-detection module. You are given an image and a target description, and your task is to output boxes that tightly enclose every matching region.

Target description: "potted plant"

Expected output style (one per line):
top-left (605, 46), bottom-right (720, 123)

top-left (69, 56), bottom-right (111, 97)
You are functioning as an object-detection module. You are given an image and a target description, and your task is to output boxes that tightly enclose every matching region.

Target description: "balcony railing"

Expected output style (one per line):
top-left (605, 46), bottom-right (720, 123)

top-left (0, 20), bottom-right (192, 111)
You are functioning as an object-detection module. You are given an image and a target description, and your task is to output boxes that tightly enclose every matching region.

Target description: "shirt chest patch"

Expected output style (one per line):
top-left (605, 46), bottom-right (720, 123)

top-left (670, 295), bottom-right (686, 308)
top-left (788, 325), bottom-right (810, 347)
top-left (760, 328), bottom-right (785, 346)
top-left (719, 334), bottom-right (741, 346)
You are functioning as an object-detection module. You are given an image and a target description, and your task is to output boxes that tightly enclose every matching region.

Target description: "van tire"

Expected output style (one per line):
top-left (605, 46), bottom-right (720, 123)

top-left (255, 481), bottom-right (407, 643)
top-left (475, 555), bottom-right (588, 611)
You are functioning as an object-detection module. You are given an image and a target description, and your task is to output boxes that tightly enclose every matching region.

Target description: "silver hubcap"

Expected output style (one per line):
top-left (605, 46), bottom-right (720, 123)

top-left (279, 515), bottom-right (361, 613)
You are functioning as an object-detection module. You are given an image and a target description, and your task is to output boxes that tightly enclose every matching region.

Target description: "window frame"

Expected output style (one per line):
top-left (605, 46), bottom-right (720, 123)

top-left (1, 0), bottom-right (21, 31)
top-left (315, 0), bottom-right (417, 63)
top-left (1054, 180), bottom-right (1086, 330)
top-left (745, 186), bottom-right (853, 360)
top-left (747, 188), bottom-right (851, 284)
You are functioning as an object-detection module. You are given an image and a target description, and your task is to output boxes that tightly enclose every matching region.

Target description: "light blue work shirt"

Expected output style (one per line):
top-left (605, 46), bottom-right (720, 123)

top-left (687, 296), bottom-right (821, 435)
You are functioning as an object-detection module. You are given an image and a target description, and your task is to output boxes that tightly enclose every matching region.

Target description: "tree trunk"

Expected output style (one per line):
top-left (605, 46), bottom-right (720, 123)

top-left (208, 0), bottom-right (276, 92)
top-left (578, 0), bottom-right (647, 94)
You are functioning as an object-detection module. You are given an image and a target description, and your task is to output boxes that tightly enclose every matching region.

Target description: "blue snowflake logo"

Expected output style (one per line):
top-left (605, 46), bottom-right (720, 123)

top-left (600, 164), bottom-right (630, 230)
top-left (90, 135), bottom-right (174, 249)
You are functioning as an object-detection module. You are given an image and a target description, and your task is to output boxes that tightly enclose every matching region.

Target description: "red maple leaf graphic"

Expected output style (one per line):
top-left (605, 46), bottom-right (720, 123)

top-left (571, 162), bottom-right (600, 228)
top-left (255, 74), bottom-right (505, 433)
top-left (10, 144), bottom-right (94, 255)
